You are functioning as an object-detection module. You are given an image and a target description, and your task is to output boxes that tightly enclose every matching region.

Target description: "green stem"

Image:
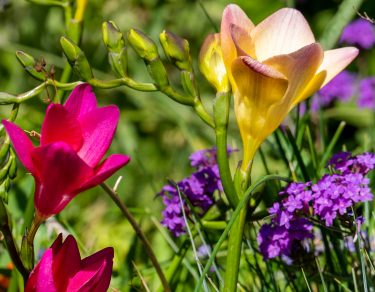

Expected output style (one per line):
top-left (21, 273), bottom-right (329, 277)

top-left (22, 215), bottom-right (43, 272)
top-left (0, 200), bottom-right (28, 282)
top-left (100, 183), bottom-right (171, 292)
top-left (319, 0), bottom-right (364, 50)
top-left (194, 100), bottom-right (215, 128)
top-left (214, 91), bottom-right (238, 208)
top-left (194, 175), bottom-right (290, 292)
top-left (223, 207), bottom-right (247, 292)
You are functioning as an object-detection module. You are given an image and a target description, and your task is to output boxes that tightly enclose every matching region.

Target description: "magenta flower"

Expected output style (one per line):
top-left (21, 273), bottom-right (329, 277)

top-left (25, 234), bottom-right (113, 292)
top-left (2, 84), bottom-right (130, 219)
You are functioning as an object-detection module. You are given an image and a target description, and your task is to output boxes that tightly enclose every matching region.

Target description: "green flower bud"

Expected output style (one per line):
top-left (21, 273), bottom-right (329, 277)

top-left (159, 31), bottom-right (191, 71)
top-left (0, 178), bottom-right (9, 202)
top-left (0, 138), bottom-right (10, 161)
top-left (60, 36), bottom-right (94, 81)
top-left (147, 59), bottom-right (169, 88)
top-left (102, 21), bottom-right (128, 77)
top-left (15, 51), bottom-right (46, 81)
top-left (8, 150), bottom-right (17, 179)
top-left (127, 29), bottom-right (159, 61)
top-left (199, 33), bottom-right (229, 92)
top-left (102, 21), bottom-right (125, 51)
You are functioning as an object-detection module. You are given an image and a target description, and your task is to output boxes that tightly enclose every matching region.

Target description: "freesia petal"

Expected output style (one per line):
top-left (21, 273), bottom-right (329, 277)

top-left (221, 4), bottom-right (254, 75)
top-left (2, 120), bottom-right (35, 174)
top-left (230, 24), bottom-right (255, 57)
top-left (231, 56), bottom-right (288, 166)
top-left (78, 154), bottom-right (130, 192)
top-left (64, 83), bottom-right (98, 119)
top-left (51, 235), bottom-right (81, 291)
top-left (41, 104), bottom-right (83, 151)
top-left (296, 47), bottom-right (359, 104)
top-left (31, 142), bottom-right (93, 218)
top-left (263, 43), bottom-right (324, 110)
top-left (251, 8), bottom-right (315, 61)
top-left (77, 106), bottom-right (120, 167)
top-left (67, 247), bottom-right (114, 291)
top-left (25, 249), bottom-right (57, 292)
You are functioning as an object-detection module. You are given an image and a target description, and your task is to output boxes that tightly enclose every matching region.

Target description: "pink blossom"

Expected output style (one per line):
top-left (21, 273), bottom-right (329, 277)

top-left (25, 234), bottom-right (113, 292)
top-left (2, 84), bottom-right (130, 218)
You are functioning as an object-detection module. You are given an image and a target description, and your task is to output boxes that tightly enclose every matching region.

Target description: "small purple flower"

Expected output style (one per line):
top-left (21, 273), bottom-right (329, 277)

top-left (357, 77), bottom-right (375, 110)
top-left (312, 71), bottom-right (356, 111)
top-left (160, 147), bottom-right (233, 237)
top-left (258, 151), bottom-right (375, 261)
top-left (340, 19), bottom-right (375, 49)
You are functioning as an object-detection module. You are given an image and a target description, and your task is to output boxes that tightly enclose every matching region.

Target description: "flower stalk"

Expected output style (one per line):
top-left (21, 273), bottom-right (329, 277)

top-left (100, 183), bottom-right (171, 292)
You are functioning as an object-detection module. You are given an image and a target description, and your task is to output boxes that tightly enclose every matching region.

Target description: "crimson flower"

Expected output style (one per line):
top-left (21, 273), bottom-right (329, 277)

top-left (2, 84), bottom-right (130, 219)
top-left (25, 234), bottom-right (113, 292)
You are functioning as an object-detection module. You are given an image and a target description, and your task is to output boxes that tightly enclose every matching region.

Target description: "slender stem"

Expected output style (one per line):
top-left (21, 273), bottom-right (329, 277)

top-left (0, 200), bottom-right (28, 282)
top-left (214, 91), bottom-right (238, 208)
top-left (22, 215), bottom-right (43, 272)
top-left (194, 100), bottom-right (215, 128)
top-left (223, 207), bottom-right (247, 292)
top-left (100, 183), bottom-right (171, 292)
top-left (194, 175), bottom-right (290, 292)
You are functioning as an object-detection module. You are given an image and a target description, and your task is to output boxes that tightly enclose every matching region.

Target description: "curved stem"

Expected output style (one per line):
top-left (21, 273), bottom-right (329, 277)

top-left (0, 200), bottom-right (28, 282)
top-left (223, 208), bottom-right (247, 292)
top-left (194, 175), bottom-right (290, 292)
top-left (100, 183), bottom-right (171, 292)
top-left (214, 91), bottom-right (238, 208)
top-left (22, 215), bottom-right (43, 272)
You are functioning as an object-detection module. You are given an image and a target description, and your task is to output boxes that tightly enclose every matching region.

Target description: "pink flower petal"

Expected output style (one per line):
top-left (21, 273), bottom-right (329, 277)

top-left (78, 154), bottom-right (130, 192)
top-left (25, 249), bottom-right (57, 292)
top-left (77, 106), bottom-right (120, 167)
top-left (64, 83), bottom-right (98, 119)
top-left (41, 104), bottom-right (83, 151)
top-left (263, 43), bottom-right (324, 109)
top-left (52, 235), bottom-right (81, 290)
top-left (2, 120), bottom-right (35, 175)
top-left (67, 247), bottom-right (114, 291)
top-left (251, 8), bottom-right (315, 61)
top-left (31, 142), bottom-right (93, 218)
top-left (221, 4), bottom-right (254, 74)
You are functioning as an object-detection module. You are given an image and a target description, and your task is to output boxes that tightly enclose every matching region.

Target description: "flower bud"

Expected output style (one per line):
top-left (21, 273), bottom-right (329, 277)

top-left (159, 30), bottom-right (191, 71)
top-left (127, 28), bottom-right (159, 61)
top-left (102, 21), bottom-right (125, 51)
top-left (15, 51), bottom-right (46, 81)
top-left (102, 21), bottom-right (128, 77)
top-left (60, 36), bottom-right (94, 81)
top-left (199, 33), bottom-right (229, 92)
top-left (8, 150), bottom-right (17, 179)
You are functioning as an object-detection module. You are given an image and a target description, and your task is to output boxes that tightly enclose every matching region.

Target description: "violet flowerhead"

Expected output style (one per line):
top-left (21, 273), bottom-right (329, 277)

top-left (340, 19), bottom-right (375, 49)
top-left (357, 77), bottom-right (375, 110)
top-left (160, 148), bottom-right (232, 237)
top-left (25, 234), bottom-right (114, 292)
top-left (312, 71), bottom-right (355, 110)
top-left (2, 84), bottom-right (130, 219)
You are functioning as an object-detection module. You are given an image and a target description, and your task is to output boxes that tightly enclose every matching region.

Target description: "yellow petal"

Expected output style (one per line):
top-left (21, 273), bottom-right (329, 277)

top-left (220, 4), bottom-right (254, 76)
top-left (251, 8), bottom-right (315, 61)
top-left (264, 43), bottom-right (323, 114)
top-left (199, 33), bottom-right (229, 92)
top-left (231, 56), bottom-right (288, 167)
top-left (294, 46), bottom-right (359, 106)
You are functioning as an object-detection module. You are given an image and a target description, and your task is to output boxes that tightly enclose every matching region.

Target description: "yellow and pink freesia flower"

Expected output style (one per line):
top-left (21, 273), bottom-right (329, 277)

top-left (2, 84), bottom-right (130, 219)
top-left (25, 234), bottom-right (113, 291)
top-left (201, 5), bottom-right (359, 172)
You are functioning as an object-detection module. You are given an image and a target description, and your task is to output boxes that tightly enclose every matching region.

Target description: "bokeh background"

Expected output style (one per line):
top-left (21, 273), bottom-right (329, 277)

top-left (0, 0), bottom-right (374, 290)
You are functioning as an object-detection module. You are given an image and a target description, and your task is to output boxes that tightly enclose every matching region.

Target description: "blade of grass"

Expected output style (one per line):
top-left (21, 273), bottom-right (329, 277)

top-left (301, 267), bottom-right (312, 292)
top-left (194, 175), bottom-right (290, 292)
top-left (315, 257), bottom-right (328, 292)
top-left (318, 121), bottom-right (346, 171)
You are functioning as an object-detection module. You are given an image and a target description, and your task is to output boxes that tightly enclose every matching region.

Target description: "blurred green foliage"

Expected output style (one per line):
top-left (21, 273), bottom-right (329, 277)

top-left (0, 0), bottom-right (374, 290)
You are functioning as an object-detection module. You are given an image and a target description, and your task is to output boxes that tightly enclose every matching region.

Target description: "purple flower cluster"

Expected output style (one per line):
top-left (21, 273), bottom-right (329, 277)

top-left (258, 152), bottom-right (375, 260)
top-left (358, 77), bottom-right (375, 110)
top-left (340, 19), bottom-right (375, 49)
top-left (312, 71), bottom-right (355, 111)
top-left (159, 148), bottom-right (228, 237)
